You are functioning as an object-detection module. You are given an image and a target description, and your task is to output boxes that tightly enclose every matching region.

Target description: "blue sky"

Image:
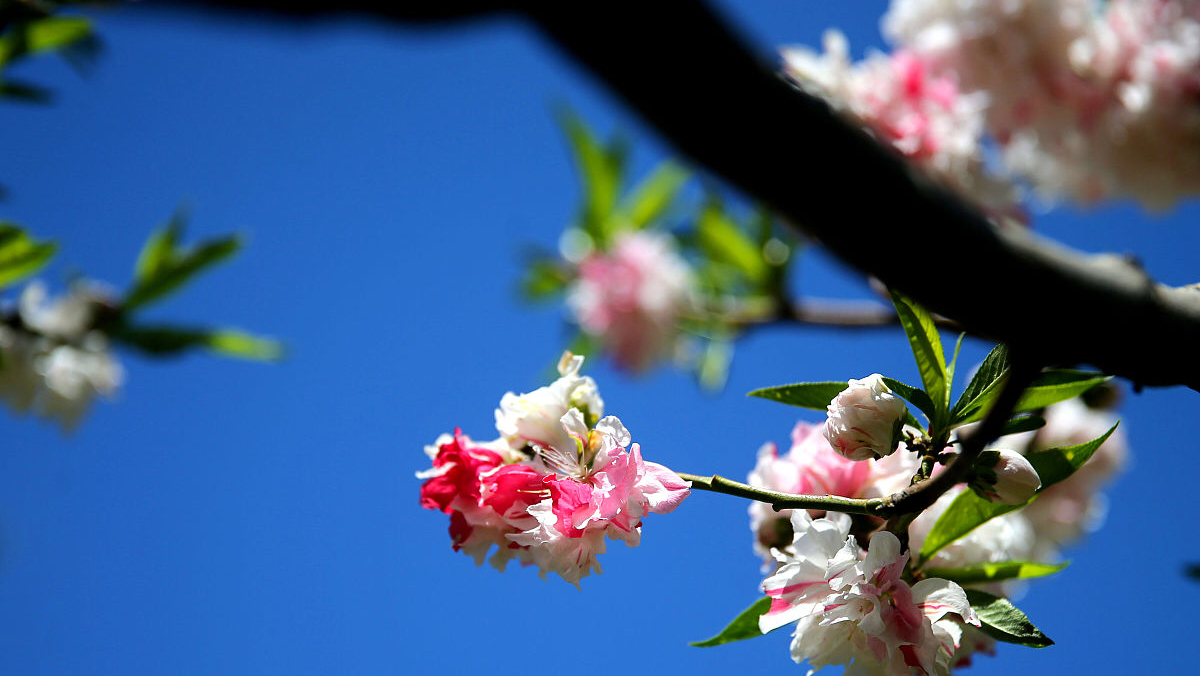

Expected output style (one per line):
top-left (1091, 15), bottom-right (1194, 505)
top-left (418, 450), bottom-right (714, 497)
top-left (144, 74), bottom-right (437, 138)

top-left (1, 2), bottom-right (1197, 674)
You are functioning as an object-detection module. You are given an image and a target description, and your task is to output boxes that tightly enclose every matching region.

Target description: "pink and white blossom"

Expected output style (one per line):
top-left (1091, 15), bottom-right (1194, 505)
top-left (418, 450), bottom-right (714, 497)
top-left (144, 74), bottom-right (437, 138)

top-left (782, 31), bottom-right (1023, 222)
top-left (884, 0), bottom-right (1200, 207)
top-left (825, 374), bottom-right (909, 461)
top-left (762, 511), bottom-right (979, 676)
top-left (421, 354), bottom-right (689, 585)
top-left (566, 230), bottom-right (696, 373)
top-left (747, 420), bottom-right (920, 562)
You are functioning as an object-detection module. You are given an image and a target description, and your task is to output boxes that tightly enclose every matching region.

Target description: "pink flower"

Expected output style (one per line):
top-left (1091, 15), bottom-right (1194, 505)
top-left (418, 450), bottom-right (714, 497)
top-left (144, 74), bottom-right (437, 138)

top-left (824, 374), bottom-right (909, 461)
top-left (567, 231), bottom-right (696, 372)
top-left (420, 355), bottom-right (689, 585)
top-left (762, 511), bottom-right (979, 676)
top-left (747, 421), bottom-right (920, 562)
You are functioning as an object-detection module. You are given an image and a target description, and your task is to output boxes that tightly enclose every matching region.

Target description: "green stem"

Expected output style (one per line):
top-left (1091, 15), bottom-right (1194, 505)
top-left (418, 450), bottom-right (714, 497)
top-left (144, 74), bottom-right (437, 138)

top-left (677, 472), bottom-right (888, 517)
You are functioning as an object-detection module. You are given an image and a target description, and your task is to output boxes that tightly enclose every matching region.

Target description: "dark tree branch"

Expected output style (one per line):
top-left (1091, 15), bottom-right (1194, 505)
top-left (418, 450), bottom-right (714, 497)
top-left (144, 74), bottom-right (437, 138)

top-left (152, 0), bottom-right (1200, 389)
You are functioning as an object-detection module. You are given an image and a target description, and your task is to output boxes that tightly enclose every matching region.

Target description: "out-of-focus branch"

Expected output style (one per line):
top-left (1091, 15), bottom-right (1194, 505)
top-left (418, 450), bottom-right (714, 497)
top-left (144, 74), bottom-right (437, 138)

top-left (151, 0), bottom-right (1200, 389)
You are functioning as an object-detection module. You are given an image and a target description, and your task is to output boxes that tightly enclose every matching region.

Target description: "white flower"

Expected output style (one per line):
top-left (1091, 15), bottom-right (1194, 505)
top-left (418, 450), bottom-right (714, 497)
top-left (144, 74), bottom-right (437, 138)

top-left (824, 374), bottom-right (908, 461)
top-left (0, 283), bottom-right (123, 431)
top-left (494, 351), bottom-right (604, 456)
top-left (762, 511), bottom-right (979, 676)
top-left (971, 448), bottom-right (1041, 504)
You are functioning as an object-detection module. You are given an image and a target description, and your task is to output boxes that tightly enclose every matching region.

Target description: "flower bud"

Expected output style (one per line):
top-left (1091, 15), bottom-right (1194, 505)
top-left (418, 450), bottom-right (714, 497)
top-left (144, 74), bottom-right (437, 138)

top-left (823, 374), bottom-right (907, 461)
top-left (971, 449), bottom-right (1042, 505)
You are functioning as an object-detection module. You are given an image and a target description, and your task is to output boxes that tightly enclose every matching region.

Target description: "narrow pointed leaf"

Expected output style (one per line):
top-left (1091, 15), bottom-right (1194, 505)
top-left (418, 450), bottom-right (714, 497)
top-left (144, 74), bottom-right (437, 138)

top-left (624, 160), bottom-right (688, 227)
top-left (1013, 370), bottom-right (1113, 413)
top-left (0, 17), bottom-right (93, 67)
top-left (558, 109), bottom-right (623, 243)
top-left (134, 214), bottom-right (184, 282)
top-left (952, 344), bottom-right (1010, 423)
top-left (966, 590), bottom-right (1054, 647)
top-left (748, 381), bottom-right (844, 410)
top-left (924, 560), bottom-right (1068, 585)
top-left (918, 423), bottom-right (1118, 563)
top-left (690, 597), bottom-right (774, 647)
top-left (881, 377), bottom-right (936, 422)
top-left (698, 203), bottom-right (767, 285)
top-left (123, 235), bottom-right (240, 312)
top-left (888, 290), bottom-right (946, 420)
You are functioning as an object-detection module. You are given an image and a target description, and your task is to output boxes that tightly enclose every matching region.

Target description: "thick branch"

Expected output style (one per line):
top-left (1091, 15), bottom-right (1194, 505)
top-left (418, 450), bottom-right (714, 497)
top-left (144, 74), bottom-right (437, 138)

top-left (152, 0), bottom-right (1200, 389)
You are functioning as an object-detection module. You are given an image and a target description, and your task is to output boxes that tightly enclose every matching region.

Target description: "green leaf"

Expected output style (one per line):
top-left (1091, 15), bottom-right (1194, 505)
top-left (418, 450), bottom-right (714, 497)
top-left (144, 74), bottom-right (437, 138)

top-left (0, 17), bottom-right (93, 68)
top-left (690, 597), bottom-right (774, 647)
top-left (951, 344), bottom-right (1011, 425)
top-left (888, 290), bottom-right (947, 420)
top-left (114, 325), bottom-right (283, 361)
top-left (557, 109), bottom-right (625, 244)
top-left (945, 332), bottom-right (965, 396)
top-left (697, 337), bottom-right (733, 391)
top-left (134, 212), bottom-right (184, 283)
top-left (624, 160), bottom-right (688, 228)
top-left (1013, 370), bottom-right (1113, 413)
top-left (0, 223), bottom-right (56, 288)
top-left (918, 423), bottom-right (1118, 563)
top-left (123, 234), bottom-right (240, 312)
top-left (520, 258), bottom-right (570, 301)
top-left (1024, 422), bottom-right (1118, 487)
top-left (748, 381), bottom-right (845, 410)
top-left (924, 560), bottom-right (1068, 585)
top-left (697, 203), bottom-right (767, 285)
top-left (966, 590), bottom-right (1054, 648)
top-left (1000, 415), bottom-right (1045, 436)
top-left (881, 377), bottom-right (936, 423)
top-left (0, 80), bottom-right (52, 102)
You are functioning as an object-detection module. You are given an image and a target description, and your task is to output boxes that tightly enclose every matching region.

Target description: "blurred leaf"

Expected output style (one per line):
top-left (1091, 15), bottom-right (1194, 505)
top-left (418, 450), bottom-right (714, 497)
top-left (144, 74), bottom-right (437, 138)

top-left (698, 202), bottom-right (766, 285)
top-left (924, 560), bottom-right (1068, 585)
top-left (624, 160), bottom-right (688, 228)
top-left (697, 337), bottom-right (732, 391)
top-left (966, 590), bottom-right (1054, 648)
top-left (690, 597), bottom-right (773, 647)
top-left (114, 324), bottom-right (283, 361)
top-left (0, 17), bottom-right (93, 68)
top-left (124, 223), bottom-right (241, 312)
top-left (748, 381), bottom-right (844, 410)
top-left (0, 222), bottom-right (56, 288)
top-left (0, 79), bottom-right (52, 102)
top-left (520, 258), bottom-right (571, 301)
top-left (918, 424), bottom-right (1118, 563)
top-left (881, 376), bottom-right (936, 423)
top-left (557, 108), bottom-right (625, 245)
top-left (951, 344), bottom-right (1011, 425)
top-left (889, 290), bottom-right (947, 421)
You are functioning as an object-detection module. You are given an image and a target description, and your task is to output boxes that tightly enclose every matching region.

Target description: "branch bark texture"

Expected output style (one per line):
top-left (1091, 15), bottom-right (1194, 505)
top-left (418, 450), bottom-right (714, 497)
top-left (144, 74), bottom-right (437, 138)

top-left (154, 0), bottom-right (1200, 389)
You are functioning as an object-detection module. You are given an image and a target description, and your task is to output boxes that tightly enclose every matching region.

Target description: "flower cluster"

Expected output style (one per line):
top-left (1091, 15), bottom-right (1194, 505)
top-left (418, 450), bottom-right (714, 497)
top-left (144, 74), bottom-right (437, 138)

top-left (418, 353), bottom-right (690, 586)
top-left (0, 281), bottom-right (123, 431)
top-left (782, 31), bottom-right (1023, 222)
top-left (748, 419), bottom-right (919, 564)
top-left (883, 0), bottom-right (1200, 207)
top-left (566, 230), bottom-right (697, 373)
top-left (761, 511), bottom-right (979, 676)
